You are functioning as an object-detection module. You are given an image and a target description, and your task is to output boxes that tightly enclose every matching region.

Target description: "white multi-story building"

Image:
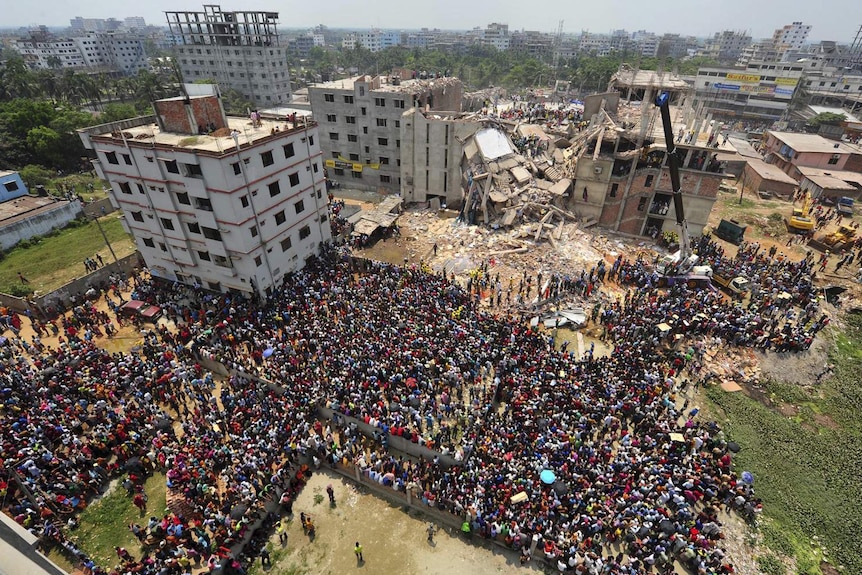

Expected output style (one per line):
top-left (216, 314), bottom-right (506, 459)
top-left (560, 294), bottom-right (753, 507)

top-left (773, 21), bottom-right (811, 53)
top-left (483, 23), bottom-right (510, 51)
top-left (309, 73), bottom-right (463, 193)
top-left (354, 29), bottom-right (401, 53)
top-left (632, 31), bottom-right (660, 57)
top-left (342, 33), bottom-right (356, 50)
top-left (693, 61), bottom-right (804, 120)
top-left (13, 29), bottom-right (146, 74)
top-left (704, 30), bottom-right (752, 62)
top-left (72, 32), bottom-right (147, 75)
top-left (123, 17), bottom-right (147, 31)
top-left (78, 94), bottom-right (331, 297)
top-left (167, 5), bottom-right (292, 107)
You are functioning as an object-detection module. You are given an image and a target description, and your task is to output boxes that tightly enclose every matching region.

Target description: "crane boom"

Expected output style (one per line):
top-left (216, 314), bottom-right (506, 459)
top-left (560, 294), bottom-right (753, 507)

top-left (654, 92), bottom-right (691, 264)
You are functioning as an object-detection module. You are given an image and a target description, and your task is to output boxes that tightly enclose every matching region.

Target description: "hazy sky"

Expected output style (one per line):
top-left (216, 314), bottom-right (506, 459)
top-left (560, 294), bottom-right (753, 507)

top-left (6, 0), bottom-right (861, 42)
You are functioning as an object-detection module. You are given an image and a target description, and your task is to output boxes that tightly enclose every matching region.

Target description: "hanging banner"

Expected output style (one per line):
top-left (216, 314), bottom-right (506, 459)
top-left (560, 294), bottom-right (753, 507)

top-left (726, 73), bottom-right (761, 83)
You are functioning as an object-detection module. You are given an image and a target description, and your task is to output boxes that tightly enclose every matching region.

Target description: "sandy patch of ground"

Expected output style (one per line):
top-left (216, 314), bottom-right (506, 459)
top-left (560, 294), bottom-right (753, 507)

top-left (263, 472), bottom-right (542, 575)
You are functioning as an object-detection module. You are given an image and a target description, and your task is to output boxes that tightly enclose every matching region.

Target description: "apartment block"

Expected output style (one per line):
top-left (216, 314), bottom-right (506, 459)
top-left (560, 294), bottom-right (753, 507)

top-left (78, 94), bottom-right (330, 297)
top-left (166, 5), bottom-right (292, 107)
top-left (704, 30), bottom-right (752, 63)
top-left (772, 21), bottom-right (812, 53)
top-left (693, 61), bottom-right (803, 121)
top-left (308, 74), bottom-right (463, 192)
top-left (12, 28), bottom-right (147, 74)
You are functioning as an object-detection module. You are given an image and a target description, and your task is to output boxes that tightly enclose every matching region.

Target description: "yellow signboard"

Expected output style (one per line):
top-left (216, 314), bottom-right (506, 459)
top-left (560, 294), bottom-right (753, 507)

top-left (775, 77), bottom-right (799, 86)
top-left (325, 158), bottom-right (379, 172)
top-left (337, 156), bottom-right (380, 170)
top-left (726, 73), bottom-right (761, 83)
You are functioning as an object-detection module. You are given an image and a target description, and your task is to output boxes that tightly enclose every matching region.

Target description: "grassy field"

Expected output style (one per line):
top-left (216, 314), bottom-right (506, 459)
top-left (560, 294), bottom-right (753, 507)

top-left (50, 173), bottom-right (110, 202)
top-left (0, 215), bottom-right (135, 295)
top-left (706, 314), bottom-right (862, 575)
top-left (72, 473), bottom-right (168, 569)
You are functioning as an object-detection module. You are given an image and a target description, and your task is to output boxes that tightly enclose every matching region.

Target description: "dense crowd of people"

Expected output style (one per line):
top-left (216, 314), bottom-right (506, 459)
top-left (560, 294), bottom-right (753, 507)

top-left (1, 235), bottom-right (826, 574)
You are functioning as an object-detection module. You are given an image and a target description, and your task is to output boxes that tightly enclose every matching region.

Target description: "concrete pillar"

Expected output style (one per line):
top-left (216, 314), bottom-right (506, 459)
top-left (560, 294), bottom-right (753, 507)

top-left (683, 149), bottom-right (694, 170)
top-left (641, 87), bottom-right (654, 136)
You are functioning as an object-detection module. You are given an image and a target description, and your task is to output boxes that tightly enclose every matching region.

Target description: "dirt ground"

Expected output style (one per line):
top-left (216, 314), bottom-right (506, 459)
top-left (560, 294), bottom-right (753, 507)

top-left (263, 472), bottom-right (543, 575)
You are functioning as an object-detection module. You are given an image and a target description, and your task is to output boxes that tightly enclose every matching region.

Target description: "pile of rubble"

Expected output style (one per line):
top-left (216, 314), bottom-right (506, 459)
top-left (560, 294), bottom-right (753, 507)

top-left (460, 99), bottom-right (654, 243)
top-left (701, 345), bottom-right (761, 390)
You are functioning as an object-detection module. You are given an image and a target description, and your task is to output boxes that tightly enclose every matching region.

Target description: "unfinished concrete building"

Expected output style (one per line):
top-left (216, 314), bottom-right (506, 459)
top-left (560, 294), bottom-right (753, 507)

top-left (564, 68), bottom-right (726, 237)
top-left (400, 108), bottom-right (479, 206)
top-left (308, 73), bottom-right (463, 193)
top-left (166, 5), bottom-right (292, 107)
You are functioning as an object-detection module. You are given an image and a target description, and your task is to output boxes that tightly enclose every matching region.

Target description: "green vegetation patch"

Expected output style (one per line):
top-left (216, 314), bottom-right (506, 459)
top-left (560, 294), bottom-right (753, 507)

top-left (0, 215), bottom-right (134, 295)
top-left (705, 314), bottom-right (862, 574)
top-left (73, 473), bottom-right (167, 569)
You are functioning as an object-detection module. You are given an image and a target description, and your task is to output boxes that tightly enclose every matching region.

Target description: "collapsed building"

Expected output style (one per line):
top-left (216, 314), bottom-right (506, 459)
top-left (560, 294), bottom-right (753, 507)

top-left (453, 65), bottom-right (729, 241)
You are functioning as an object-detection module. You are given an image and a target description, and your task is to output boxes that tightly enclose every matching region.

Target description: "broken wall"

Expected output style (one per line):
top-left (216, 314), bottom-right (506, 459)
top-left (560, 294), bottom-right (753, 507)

top-left (571, 156), bottom-right (612, 222)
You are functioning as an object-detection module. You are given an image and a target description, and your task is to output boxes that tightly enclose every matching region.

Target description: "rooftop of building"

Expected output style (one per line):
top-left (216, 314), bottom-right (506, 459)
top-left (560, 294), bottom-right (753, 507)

top-left (797, 165), bottom-right (862, 187)
top-left (746, 158), bottom-right (799, 184)
top-left (0, 195), bottom-right (75, 227)
top-left (767, 131), bottom-right (862, 154)
top-left (82, 114), bottom-right (312, 155)
top-left (609, 65), bottom-right (689, 91)
top-left (310, 74), bottom-right (461, 94)
top-left (807, 105), bottom-right (862, 123)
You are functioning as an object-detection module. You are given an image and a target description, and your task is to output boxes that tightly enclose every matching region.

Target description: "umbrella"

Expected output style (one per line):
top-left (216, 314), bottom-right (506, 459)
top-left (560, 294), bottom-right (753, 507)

top-left (659, 519), bottom-right (676, 535)
top-left (230, 503), bottom-right (248, 519)
top-left (263, 347), bottom-right (274, 358)
top-left (155, 417), bottom-right (173, 432)
top-left (124, 457), bottom-right (144, 473)
top-left (741, 471), bottom-right (754, 484)
top-left (552, 480), bottom-right (569, 495)
top-left (540, 470), bottom-right (556, 485)
top-left (727, 441), bottom-right (741, 453)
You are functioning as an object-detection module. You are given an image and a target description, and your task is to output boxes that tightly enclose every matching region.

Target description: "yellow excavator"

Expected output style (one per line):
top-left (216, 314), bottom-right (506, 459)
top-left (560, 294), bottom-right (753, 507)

top-left (786, 191), bottom-right (814, 233)
top-left (809, 224), bottom-right (857, 253)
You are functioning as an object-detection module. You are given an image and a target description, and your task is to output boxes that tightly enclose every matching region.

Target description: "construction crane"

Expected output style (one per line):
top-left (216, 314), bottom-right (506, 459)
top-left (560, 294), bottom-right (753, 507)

top-left (653, 92), bottom-right (713, 286)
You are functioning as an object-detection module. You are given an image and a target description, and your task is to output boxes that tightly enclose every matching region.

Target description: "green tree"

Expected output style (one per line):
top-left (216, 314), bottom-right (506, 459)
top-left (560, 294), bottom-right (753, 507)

top-left (99, 103), bottom-right (139, 123)
top-left (220, 88), bottom-right (254, 115)
top-left (18, 164), bottom-right (56, 189)
top-left (26, 126), bottom-right (63, 166)
top-left (807, 111), bottom-right (846, 127)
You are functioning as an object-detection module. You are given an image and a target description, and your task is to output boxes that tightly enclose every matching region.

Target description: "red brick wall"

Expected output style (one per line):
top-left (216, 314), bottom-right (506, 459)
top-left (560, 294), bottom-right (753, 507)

top-left (618, 193), bottom-right (648, 235)
top-left (599, 200), bottom-right (621, 226)
top-left (190, 97), bottom-right (226, 131)
top-left (845, 153), bottom-right (862, 173)
top-left (154, 96), bottom-right (226, 135)
top-left (697, 177), bottom-right (720, 198)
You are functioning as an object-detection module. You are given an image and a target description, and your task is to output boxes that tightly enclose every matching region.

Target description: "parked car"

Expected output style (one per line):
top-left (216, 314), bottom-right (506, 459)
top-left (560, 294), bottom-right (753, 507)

top-left (120, 300), bottom-right (162, 322)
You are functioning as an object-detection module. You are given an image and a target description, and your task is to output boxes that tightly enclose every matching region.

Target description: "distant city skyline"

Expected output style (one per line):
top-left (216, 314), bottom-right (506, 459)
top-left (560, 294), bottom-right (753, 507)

top-left (4, 0), bottom-right (860, 43)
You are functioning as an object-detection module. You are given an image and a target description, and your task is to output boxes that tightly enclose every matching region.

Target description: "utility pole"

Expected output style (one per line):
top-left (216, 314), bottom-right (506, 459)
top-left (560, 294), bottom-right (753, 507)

top-left (738, 167), bottom-right (748, 205)
top-left (93, 213), bottom-right (119, 265)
